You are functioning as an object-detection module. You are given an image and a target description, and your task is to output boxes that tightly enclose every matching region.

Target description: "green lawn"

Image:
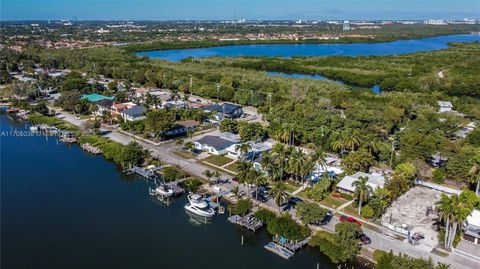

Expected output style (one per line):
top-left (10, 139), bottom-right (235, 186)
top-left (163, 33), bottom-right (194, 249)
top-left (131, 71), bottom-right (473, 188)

top-left (319, 195), bottom-right (349, 209)
top-left (285, 181), bottom-right (301, 194)
top-left (173, 150), bottom-right (197, 159)
top-left (225, 162), bottom-right (240, 173)
top-left (200, 155), bottom-right (233, 167)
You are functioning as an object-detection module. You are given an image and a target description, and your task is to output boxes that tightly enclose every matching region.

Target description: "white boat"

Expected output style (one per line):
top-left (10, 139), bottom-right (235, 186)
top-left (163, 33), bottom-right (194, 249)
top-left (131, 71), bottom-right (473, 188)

top-left (30, 125), bottom-right (39, 132)
top-left (149, 184), bottom-right (174, 198)
top-left (184, 193), bottom-right (215, 218)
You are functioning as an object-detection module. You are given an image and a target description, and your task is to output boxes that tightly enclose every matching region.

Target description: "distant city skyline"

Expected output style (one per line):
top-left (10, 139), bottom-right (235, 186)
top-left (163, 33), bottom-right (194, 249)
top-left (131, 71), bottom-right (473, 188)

top-left (1, 0), bottom-right (479, 21)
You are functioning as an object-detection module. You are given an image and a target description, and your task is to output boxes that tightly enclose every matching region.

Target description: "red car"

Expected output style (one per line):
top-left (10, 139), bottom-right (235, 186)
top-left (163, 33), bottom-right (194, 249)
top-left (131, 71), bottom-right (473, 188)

top-left (339, 215), bottom-right (361, 226)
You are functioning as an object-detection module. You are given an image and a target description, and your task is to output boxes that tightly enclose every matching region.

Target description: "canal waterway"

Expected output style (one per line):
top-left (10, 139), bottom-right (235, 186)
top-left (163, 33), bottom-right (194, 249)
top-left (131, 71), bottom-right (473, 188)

top-left (0, 112), bottom-right (340, 269)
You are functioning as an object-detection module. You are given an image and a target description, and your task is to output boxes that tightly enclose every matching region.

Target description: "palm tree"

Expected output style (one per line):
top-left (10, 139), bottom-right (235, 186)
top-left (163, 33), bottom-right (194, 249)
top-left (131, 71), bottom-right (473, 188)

top-left (288, 148), bottom-right (305, 181)
top-left (169, 89), bottom-right (181, 119)
top-left (363, 139), bottom-right (380, 156)
top-left (270, 180), bottom-right (289, 207)
top-left (332, 139), bottom-right (346, 156)
top-left (300, 157), bottom-right (316, 183)
top-left (447, 195), bottom-right (472, 249)
top-left (235, 143), bottom-right (252, 160)
top-left (352, 176), bottom-right (373, 215)
top-left (436, 262), bottom-right (450, 269)
top-left (251, 171), bottom-right (266, 202)
top-left (343, 130), bottom-right (361, 152)
top-left (436, 194), bottom-right (473, 250)
top-left (202, 169), bottom-right (213, 182)
top-left (436, 194), bottom-right (455, 249)
top-left (468, 154), bottom-right (480, 195)
top-left (237, 161), bottom-right (254, 195)
top-left (212, 170), bottom-right (221, 183)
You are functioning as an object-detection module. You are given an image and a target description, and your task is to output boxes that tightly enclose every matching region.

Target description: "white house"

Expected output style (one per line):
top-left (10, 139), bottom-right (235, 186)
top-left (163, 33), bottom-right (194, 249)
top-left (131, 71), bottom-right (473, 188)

top-left (121, 106), bottom-right (146, 122)
top-left (226, 140), bottom-right (273, 160)
top-left (437, 101), bottom-right (453, 113)
top-left (336, 172), bottom-right (386, 194)
top-left (464, 209), bottom-right (480, 244)
top-left (194, 135), bottom-right (237, 155)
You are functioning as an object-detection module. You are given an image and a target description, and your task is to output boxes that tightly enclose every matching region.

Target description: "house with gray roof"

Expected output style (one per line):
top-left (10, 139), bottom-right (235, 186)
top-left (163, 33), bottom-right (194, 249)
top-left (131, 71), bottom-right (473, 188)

top-left (121, 105), bottom-right (146, 122)
top-left (336, 172), bottom-right (386, 194)
top-left (194, 135), bottom-right (238, 155)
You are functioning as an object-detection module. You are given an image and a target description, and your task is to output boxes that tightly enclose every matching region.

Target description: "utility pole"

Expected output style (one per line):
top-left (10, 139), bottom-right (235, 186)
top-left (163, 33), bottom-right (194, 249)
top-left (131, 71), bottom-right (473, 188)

top-left (389, 139), bottom-right (395, 168)
top-left (216, 84), bottom-right (220, 102)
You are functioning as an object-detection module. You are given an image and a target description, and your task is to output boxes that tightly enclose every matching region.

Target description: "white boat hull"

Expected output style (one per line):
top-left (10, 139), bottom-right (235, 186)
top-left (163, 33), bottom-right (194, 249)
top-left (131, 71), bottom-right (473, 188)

top-left (184, 204), bottom-right (215, 218)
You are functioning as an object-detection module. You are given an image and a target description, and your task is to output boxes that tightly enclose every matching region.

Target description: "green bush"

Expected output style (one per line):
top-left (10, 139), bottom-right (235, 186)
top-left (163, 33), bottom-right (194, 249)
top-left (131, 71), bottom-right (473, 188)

top-left (183, 178), bottom-right (202, 192)
top-left (432, 169), bottom-right (446, 184)
top-left (296, 201), bottom-right (328, 224)
top-left (228, 199), bottom-right (252, 216)
top-left (306, 179), bottom-right (332, 201)
top-left (361, 205), bottom-right (375, 219)
top-left (162, 166), bottom-right (188, 182)
top-left (255, 209), bottom-right (310, 240)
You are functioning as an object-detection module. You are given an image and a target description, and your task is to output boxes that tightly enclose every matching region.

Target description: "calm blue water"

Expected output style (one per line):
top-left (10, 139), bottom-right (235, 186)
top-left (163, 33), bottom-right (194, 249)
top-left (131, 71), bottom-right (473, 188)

top-left (137, 34), bottom-right (480, 61)
top-left (0, 112), bottom-right (339, 269)
top-left (266, 71), bottom-right (382, 94)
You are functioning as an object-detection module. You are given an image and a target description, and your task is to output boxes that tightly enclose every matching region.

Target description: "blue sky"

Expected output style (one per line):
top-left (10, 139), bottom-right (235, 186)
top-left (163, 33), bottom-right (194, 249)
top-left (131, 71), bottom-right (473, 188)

top-left (1, 0), bottom-right (479, 21)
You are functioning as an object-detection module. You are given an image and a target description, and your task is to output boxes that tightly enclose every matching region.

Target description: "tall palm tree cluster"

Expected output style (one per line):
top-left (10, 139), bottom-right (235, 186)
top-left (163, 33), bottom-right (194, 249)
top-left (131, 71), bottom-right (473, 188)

top-left (435, 193), bottom-right (474, 250)
top-left (233, 143), bottom-right (327, 206)
top-left (260, 143), bottom-right (324, 183)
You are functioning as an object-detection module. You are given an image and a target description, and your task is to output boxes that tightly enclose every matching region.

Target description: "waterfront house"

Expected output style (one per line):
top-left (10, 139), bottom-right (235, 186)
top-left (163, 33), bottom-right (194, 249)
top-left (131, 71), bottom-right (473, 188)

top-left (437, 101), bottom-right (453, 113)
top-left (464, 209), bottom-right (480, 244)
top-left (163, 120), bottom-right (199, 136)
top-left (94, 98), bottom-right (115, 114)
top-left (202, 102), bottom-right (243, 121)
top-left (336, 172), bottom-right (385, 194)
top-left (121, 105), bottom-right (146, 122)
top-left (195, 135), bottom-right (238, 155)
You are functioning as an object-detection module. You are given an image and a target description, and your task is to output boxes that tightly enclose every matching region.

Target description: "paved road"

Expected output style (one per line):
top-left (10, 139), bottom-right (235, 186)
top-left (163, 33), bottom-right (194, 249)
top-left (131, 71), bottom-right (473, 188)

top-left (53, 108), bottom-right (479, 269)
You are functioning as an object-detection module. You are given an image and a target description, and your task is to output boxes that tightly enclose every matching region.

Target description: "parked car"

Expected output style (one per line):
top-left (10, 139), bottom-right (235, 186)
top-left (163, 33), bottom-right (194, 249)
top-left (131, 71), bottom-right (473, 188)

top-left (318, 211), bottom-right (333, 225)
top-left (339, 215), bottom-right (361, 226)
top-left (288, 196), bottom-right (303, 206)
top-left (359, 233), bottom-right (371, 244)
top-left (408, 232), bottom-right (425, 246)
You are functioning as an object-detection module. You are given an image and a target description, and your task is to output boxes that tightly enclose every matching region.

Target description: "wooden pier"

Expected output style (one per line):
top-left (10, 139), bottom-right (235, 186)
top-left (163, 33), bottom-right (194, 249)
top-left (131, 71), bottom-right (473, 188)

top-left (126, 165), bottom-right (162, 179)
top-left (81, 143), bottom-right (102, 154)
top-left (228, 214), bottom-right (264, 232)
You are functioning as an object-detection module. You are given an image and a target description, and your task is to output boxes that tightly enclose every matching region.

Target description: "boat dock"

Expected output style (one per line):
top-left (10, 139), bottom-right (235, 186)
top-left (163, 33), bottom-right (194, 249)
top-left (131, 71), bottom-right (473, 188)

top-left (81, 143), bottom-right (102, 154)
top-left (273, 234), bottom-right (310, 252)
top-left (126, 165), bottom-right (162, 179)
top-left (165, 182), bottom-right (184, 196)
top-left (228, 214), bottom-right (264, 232)
top-left (264, 242), bottom-right (294, 259)
top-left (60, 133), bottom-right (77, 143)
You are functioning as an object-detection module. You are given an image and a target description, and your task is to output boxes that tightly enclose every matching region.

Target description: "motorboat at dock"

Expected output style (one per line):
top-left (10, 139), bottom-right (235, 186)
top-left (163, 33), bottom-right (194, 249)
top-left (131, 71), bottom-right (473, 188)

top-left (184, 193), bottom-right (215, 218)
